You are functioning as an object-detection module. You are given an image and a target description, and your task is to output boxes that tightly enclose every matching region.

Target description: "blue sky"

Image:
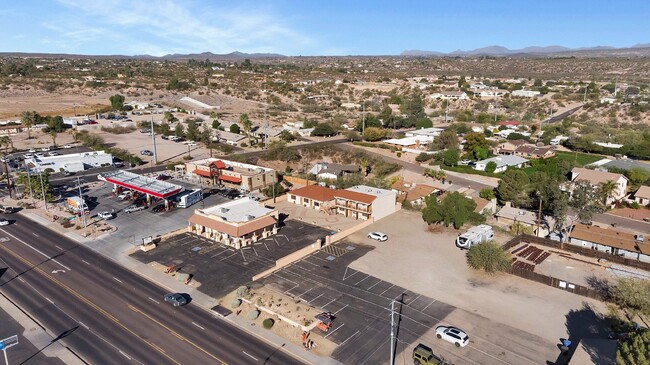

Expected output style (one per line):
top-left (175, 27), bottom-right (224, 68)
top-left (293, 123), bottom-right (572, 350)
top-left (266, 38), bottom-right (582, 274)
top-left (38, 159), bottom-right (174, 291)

top-left (1, 0), bottom-right (648, 56)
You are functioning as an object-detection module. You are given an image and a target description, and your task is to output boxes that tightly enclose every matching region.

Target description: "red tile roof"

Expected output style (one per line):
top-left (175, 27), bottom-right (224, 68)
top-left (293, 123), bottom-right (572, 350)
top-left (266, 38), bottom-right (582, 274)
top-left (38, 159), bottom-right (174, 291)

top-left (334, 190), bottom-right (376, 204)
top-left (193, 169), bottom-right (212, 177)
top-left (189, 214), bottom-right (276, 237)
top-left (210, 160), bottom-right (226, 169)
top-left (290, 185), bottom-right (337, 202)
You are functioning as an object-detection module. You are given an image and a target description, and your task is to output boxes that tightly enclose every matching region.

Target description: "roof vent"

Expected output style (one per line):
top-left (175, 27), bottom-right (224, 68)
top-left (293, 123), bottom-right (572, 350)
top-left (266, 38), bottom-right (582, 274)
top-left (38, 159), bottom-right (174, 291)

top-left (244, 214), bottom-right (255, 221)
top-left (220, 208), bottom-right (229, 213)
top-left (635, 234), bottom-right (644, 243)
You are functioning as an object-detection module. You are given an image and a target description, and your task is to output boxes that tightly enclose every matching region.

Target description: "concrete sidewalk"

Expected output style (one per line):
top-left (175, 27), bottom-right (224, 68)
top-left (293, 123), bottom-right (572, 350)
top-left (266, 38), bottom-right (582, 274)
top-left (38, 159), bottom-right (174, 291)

top-left (20, 212), bottom-right (342, 365)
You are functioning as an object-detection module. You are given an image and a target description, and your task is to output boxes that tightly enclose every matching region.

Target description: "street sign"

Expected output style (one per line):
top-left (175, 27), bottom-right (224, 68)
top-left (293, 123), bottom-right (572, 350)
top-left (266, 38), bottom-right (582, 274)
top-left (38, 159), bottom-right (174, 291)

top-left (0, 335), bottom-right (18, 350)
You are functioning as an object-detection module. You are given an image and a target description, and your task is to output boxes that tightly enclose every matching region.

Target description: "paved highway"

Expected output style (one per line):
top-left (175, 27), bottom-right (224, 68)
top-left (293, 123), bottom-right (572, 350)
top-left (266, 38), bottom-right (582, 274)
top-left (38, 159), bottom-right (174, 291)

top-left (0, 214), bottom-right (305, 365)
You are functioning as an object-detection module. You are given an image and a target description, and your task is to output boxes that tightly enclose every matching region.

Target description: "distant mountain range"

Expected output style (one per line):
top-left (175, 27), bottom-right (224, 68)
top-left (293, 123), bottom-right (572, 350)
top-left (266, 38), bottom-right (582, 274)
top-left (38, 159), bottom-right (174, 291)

top-left (401, 44), bottom-right (650, 57)
top-left (0, 51), bottom-right (286, 60)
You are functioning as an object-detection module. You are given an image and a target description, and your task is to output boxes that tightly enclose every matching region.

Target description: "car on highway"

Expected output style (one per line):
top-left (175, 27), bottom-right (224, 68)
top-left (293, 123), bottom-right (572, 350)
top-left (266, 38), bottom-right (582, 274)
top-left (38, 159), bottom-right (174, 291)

top-left (140, 150), bottom-right (153, 156)
top-left (163, 293), bottom-right (187, 307)
top-left (97, 212), bottom-right (114, 220)
top-left (412, 343), bottom-right (443, 365)
top-left (367, 232), bottom-right (388, 242)
top-left (435, 326), bottom-right (469, 347)
top-left (124, 205), bottom-right (146, 213)
top-left (0, 219), bottom-right (10, 226)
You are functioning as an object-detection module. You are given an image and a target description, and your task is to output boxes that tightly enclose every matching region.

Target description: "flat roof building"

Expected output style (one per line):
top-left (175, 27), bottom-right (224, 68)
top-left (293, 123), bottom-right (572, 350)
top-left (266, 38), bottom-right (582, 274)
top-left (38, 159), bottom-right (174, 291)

top-left (188, 197), bottom-right (278, 249)
top-left (27, 151), bottom-right (113, 173)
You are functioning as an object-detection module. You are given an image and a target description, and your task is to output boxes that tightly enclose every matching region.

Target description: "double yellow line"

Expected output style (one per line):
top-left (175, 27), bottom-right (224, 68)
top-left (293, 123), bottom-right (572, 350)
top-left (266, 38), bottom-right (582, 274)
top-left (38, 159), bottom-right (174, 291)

top-left (0, 244), bottom-right (189, 365)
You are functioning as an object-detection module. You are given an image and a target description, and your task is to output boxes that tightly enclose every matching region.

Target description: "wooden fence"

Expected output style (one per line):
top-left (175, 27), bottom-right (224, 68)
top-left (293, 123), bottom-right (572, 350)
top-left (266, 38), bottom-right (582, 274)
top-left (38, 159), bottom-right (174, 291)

top-left (506, 266), bottom-right (602, 300)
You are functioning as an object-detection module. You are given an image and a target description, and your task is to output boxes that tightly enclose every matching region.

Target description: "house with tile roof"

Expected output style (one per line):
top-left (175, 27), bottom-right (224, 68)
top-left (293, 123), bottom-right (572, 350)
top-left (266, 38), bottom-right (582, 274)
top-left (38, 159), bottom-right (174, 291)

top-left (514, 145), bottom-right (556, 159)
top-left (569, 167), bottom-right (628, 204)
top-left (569, 223), bottom-right (650, 263)
top-left (633, 185), bottom-right (650, 206)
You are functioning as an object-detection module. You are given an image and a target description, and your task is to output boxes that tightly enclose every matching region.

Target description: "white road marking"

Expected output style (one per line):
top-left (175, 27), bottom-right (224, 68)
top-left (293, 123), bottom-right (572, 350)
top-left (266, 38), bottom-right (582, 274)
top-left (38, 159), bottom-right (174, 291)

top-left (0, 229), bottom-right (71, 271)
top-left (112, 277), bottom-right (123, 283)
top-left (355, 275), bottom-right (370, 285)
top-left (119, 350), bottom-right (132, 360)
top-left (324, 323), bottom-right (345, 338)
top-left (379, 284), bottom-right (394, 296)
top-left (51, 270), bottom-right (66, 274)
top-left (191, 322), bottom-right (205, 330)
top-left (334, 304), bottom-right (348, 314)
top-left (421, 299), bottom-right (437, 311)
top-left (81, 260), bottom-right (91, 265)
top-left (148, 297), bottom-right (160, 304)
top-left (339, 330), bottom-right (359, 345)
top-left (322, 297), bottom-right (337, 308)
top-left (32, 233), bottom-right (39, 237)
top-left (242, 351), bottom-right (258, 361)
top-left (45, 297), bottom-right (54, 304)
top-left (79, 321), bottom-right (90, 330)
top-left (366, 279), bottom-right (382, 290)
top-left (308, 293), bottom-right (324, 303)
top-left (55, 245), bottom-right (63, 250)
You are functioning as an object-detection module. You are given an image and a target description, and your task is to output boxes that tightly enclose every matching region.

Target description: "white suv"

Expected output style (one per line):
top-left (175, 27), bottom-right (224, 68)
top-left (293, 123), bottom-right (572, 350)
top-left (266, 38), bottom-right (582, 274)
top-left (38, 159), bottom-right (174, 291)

top-left (367, 232), bottom-right (388, 242)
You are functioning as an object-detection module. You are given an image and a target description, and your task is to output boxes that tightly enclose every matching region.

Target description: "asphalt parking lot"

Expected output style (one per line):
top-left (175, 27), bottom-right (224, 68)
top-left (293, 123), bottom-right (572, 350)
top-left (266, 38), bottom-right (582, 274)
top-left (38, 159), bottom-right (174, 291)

top-left (131, 220), bottom-right (334, 298)
top-left (258, 240), bottom-right (550, 365)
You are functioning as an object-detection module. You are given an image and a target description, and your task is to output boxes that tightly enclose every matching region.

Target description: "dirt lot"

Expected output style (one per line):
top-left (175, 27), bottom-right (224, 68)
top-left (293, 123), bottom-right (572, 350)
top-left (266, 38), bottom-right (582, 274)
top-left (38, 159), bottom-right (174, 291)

top-left (346, 210), bottom-right (607, 345)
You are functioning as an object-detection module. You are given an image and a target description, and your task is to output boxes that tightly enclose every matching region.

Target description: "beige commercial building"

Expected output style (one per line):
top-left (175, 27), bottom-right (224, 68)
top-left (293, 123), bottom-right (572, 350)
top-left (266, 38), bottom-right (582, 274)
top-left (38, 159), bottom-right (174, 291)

top-left (188, 197), bottom-right (279, 249)
top-left (180, 158), bottom-right (276, 192)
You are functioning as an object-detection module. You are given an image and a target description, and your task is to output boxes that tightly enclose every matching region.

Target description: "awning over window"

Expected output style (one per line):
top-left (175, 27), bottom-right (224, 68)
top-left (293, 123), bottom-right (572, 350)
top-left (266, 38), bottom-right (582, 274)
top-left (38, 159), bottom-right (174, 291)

top-left (218, 175), bottom-right (242, 183)
top-left (192, 169), bottom-right (213, 177)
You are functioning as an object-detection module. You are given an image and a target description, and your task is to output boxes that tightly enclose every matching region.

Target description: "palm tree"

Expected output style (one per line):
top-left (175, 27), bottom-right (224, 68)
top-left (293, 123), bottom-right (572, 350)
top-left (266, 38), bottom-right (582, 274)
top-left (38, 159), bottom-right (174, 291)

top-left (240, 114), bottom-right (252, 144)
top-left (360, 157), bottom-right (370, 176)
top-left (598, 180), bottom-right (618, 205)
top-left (0, 136), bottom-right (11, 154)
top-left (21, 111), bottom-right (35, 139)
top-left (49, 131), bottom-right (58, 146)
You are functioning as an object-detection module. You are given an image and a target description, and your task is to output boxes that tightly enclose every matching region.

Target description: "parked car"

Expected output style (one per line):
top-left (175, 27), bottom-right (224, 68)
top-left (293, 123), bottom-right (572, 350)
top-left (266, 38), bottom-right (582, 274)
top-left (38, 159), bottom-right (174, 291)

top-left (412, 343), bottom-right (443, 365)
top-left (151, 205), bottom-right (165, 213)
top-left (97, 212), bottom-right (114, 220)
top-left (63, 170), bottom-right (73, 177)
top-left (35, 153), bottom-right (46, 158)
top-left (113, 161), bottom-right (125, 167)
top-left (458, 159), bottom-right (472, 166)
top-left (163, 293), bottom-right (187, 307)
top-left (124, 205), bottom-right (146, 213)
top-left (156, 174), bottom-right (172, 181)
top-left (40, 147), bottom-right (51, 152)
top-left (0, 219), bottom-right (10, 226)
top-left (48, 151), bottom-right (59, 156)
top-left (117, 192), bottom-right (131, 200)
top-left (23, 153), bottom-right (34, 159)
top-left (187, 141), bottom-right (198, 147)
top-left (140, 128), bottom-right (151, 134)
top-left (28, 148), bottom-right (36, 153)
top-left (367, 232), bottom-right (388, 242)
top-left (63, 144), bottom-right (73, 149)
top-left (435, 326), bottom-right (469, 347)
top-left (140, 150), bottom-right (153, 156)
top-left (160, 135), bottom-right (169, 140)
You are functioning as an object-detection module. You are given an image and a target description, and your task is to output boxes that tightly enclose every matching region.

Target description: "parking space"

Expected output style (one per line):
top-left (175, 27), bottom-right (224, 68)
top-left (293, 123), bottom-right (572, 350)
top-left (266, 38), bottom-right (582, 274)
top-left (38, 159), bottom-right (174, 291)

top-left (259, 239), bottom-right (556, 365)
top-left (131, 220), bottom-right (333, 298)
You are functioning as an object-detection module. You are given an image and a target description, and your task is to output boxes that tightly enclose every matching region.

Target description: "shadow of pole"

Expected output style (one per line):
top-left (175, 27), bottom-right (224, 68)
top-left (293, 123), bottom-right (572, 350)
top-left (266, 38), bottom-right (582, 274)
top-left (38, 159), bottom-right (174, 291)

top-left (262, 343), bottom-right (285, 365)
top-left (19, 326), bottom-right (79, 365)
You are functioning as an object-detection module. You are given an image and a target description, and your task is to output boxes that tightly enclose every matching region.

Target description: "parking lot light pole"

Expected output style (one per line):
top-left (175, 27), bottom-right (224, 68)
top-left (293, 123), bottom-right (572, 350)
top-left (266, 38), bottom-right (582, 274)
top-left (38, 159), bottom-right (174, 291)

top-left (150, 118), bottom-right (158, 165)
top-left (38, 172), bottom-right (47, 211)
top-left (24, 162), bottom-right (35, 207)
top-left (77, 176), bottom-right (86, 228)
top-left (390, 299), bottom-right (395, 365)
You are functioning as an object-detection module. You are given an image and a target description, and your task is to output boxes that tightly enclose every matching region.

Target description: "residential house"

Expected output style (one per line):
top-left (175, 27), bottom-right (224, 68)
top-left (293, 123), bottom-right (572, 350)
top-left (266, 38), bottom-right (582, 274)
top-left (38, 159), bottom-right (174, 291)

top-left (511, 90), bottom-right (541, 98)
top-left (569, 223), bottom-right (650, 263)
top-left (288, 185), bottom-right (397, 221)
top-left (404, 127), bottom-right (444, 139)
top-left (474, 155), bottom-right (528, 173)
top-left (593, 142), bottom-right (624, 149)
top-left (493, 139), bottom-right (528, 155)
top-left (308, 162), bottom-right (359, 180)
top-left (633, 186), bottom-right (650, 206)
top-left (391, 180), bottom-right (440, 205)
top-left (212, 130), bottom-right (246, 146)
top-left (383, 135), bottom-right (432, 150)
top-left (188, 197), bottom-right (279, 249)
top-left (473, 197), bottom-right (497, 215)
top-left (569, 167), bottom-right (628, 204)
top-left (495, 203), bottom-right (553, 237)
top-left (514, 145), bottom-right (556, 159)
top-left (471, 89), bottom-right (508, 98)
top-left (429, 91), bottom-right (469, 101)
top-left (496, 121), bottom-right (520, 128)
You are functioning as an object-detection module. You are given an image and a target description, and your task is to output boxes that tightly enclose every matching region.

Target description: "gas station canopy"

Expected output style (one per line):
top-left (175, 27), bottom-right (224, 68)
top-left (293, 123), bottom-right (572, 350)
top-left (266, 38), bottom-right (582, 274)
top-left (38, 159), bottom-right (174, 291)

top-left (99, 170), bottom-right (184, 199)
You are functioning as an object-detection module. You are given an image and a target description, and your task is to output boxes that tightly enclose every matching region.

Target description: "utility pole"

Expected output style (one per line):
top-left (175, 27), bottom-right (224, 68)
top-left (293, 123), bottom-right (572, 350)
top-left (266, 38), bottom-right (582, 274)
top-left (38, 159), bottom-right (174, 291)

top-left (263, 107), bottom-right (268, 149)
top-left (272, 172), bottom-right (276, 203)
top-left (537, 194), bottom-right (543, 237)
top-left (445, 100), bottom-right (449, 125)
top-left (362, 102), bottom-right (365, 134)
top-left (38, 172), bottom-right (47, 211)
top-left (25, 162), bottom-right (35, 207)
top-left (390, 300), bottom-right (395, 365)
top-left (150, 117), bottom-right (158, 165)
top-left (77, 176), bottom-right (86, 228)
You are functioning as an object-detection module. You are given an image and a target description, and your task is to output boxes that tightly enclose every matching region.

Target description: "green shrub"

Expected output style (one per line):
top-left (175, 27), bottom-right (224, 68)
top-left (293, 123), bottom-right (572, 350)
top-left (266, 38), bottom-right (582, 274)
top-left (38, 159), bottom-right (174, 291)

top-left (415, 153), bottom-right (434, 162)
top-left (248, 310), bottom-right (260, 320)
top-left (231, 299), bottom-right (242, 308)
top-left (466, 242), bottom-right (511, 273)
top-left (262, 318), bottom-right (275, 329)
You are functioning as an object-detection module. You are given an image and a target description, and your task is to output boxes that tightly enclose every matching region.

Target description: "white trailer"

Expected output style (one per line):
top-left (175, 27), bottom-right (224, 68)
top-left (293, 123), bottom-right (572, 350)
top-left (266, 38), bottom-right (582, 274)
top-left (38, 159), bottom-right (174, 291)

top-left (175, 189), bottom-right (203, 208)
top-left (455, 224), bottom-right (494, 249)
